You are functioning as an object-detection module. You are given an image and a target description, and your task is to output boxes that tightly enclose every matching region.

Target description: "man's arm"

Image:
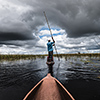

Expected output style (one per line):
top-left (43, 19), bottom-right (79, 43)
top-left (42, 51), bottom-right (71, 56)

top-left (52, 37), bottom-right (55, 43)
top-left (52, 37), bottom-right (55, 46)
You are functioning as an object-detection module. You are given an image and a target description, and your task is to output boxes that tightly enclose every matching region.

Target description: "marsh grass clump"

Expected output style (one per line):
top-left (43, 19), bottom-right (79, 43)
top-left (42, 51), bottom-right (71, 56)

top-left (0, 53), bottom-right (100, 61)
top-left (0, 54), bottom-right (46, 61)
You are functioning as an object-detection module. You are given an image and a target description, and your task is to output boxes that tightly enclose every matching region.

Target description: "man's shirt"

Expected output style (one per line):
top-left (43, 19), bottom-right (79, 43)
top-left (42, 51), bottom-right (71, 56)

top-left (47, 42), bottom-right (54, 52)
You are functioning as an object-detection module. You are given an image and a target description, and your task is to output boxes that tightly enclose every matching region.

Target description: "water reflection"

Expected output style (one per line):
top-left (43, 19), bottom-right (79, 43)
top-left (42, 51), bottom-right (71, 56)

top-left (53, 56), bottom-right (100, 82)
top-left (0, 56), bottom-right (100, 100)
top-left (48, 65), bottom-right (53, 76)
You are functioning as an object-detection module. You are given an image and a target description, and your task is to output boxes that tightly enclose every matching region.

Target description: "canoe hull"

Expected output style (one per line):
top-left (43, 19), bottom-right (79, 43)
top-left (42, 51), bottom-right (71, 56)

top-left (23, 74), bottom-right (75, 100)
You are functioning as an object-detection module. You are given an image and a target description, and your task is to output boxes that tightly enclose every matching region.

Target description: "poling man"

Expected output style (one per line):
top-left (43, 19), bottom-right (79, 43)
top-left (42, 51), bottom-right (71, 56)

top-left (47, 37), bottom-right (55, 60)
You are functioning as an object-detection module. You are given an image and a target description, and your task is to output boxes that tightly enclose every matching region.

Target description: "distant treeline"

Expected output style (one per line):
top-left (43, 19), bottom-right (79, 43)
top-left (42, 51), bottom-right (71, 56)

top-left (0, 53), bottom-right (100, 61)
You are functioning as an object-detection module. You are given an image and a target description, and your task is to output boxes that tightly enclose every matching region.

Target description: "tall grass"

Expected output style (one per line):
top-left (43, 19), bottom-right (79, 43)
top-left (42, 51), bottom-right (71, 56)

top-left (54, 53), bottom-right (100, 57)
top-left (0, 53), bottom-right (100, 61)
top-left (0, 54), bottom-right (46, 61)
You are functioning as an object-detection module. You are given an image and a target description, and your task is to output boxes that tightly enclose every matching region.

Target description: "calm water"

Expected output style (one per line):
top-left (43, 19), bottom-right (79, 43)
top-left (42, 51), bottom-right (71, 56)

top-left (0, 56), bottom-right (100, 100)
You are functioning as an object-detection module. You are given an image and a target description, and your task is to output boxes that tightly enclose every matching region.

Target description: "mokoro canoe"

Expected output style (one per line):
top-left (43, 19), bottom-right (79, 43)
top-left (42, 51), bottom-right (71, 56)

top-left (23, 73), bottom-right (75, 100)
top-left (46, 61), bottom-right (55, 65)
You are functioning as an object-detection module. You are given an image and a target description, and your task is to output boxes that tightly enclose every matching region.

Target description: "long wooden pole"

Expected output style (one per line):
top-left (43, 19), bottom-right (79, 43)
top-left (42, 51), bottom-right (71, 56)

top-left (43, 11), bottom-right (60, 61)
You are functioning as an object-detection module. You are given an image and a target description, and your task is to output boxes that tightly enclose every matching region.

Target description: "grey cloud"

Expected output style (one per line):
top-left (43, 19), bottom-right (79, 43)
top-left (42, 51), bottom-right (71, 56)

top-left (86, 46), bottom-right (100, 50)
top-left (0, 32), bottom-right (34, 41)
top-left (1, 0), bottom-right (100, 55)
top-left (20, 0), bottom-right (100, 38)
top-left (0, 39), bottom-right (38, 49)
top-left (35, 45), bottom-right (46, 48)
top-left (58, 44), bottom-right (100, 53)
top-left (57, 34), bottom-right (100, 53)
top-left (1, 0), bottom-right (100, 40)
top-left (58, 44), bottom-right (85, 50)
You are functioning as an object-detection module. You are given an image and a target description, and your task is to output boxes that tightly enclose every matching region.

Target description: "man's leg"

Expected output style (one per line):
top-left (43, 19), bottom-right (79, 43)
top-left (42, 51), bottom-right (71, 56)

top-left (50, 51), bottom-right (53, 59)
top-left (51, 51), bottom-right (53, 57)
top-left (48, 52), bottom-right (50, 58)
top-left (51, 51), bottom-right (53, 61)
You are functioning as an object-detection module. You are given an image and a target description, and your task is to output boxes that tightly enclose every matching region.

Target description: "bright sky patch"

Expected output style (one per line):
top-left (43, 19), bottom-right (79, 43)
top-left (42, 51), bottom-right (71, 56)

top-left (39, 27), bottom-right (65, 38)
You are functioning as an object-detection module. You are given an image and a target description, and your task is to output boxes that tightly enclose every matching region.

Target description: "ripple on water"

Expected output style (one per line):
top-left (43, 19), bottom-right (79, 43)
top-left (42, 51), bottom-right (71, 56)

top-left (0, 57), bottom-right (100, 100)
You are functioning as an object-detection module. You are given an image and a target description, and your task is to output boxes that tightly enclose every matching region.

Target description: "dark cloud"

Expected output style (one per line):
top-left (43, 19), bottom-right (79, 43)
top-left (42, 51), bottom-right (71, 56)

top-left (0, 41), bottom-right (21, 46)
top-left (0, 32), bottom-right (34, 41)
top-left (1, 0), bottom-right (100, 40)
top-left (35, 45), bottom-right (45, 48)
top-left (0, 0), bottom-right (100, 54)
top-left (86, 46), bottom-right (100, 50)
top-left (0, 39), bottom-right (38, 50)
top-left (19, 0), bottom-right (100, 38)
top-left (49, 0), bottom-right (100, 38)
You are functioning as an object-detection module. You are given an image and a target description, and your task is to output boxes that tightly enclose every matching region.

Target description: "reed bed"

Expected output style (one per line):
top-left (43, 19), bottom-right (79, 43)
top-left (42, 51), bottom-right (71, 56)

top-left (54, 53), bottom-right (100, 57)
top-left (53, 53), bottom-right (100, 60)
top-left (0, 53), bottom-right (100, 61)
top-left (0, 54), bottom-right (46, 61)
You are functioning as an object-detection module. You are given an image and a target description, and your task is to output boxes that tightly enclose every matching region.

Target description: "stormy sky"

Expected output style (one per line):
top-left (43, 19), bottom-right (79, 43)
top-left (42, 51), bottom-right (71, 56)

top-left (0, 0), bottom-right (100, 54)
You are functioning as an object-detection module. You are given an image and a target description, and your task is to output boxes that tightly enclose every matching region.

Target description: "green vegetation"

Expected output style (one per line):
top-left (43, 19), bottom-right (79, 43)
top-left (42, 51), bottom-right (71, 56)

top-left (54, 53), bottom-right (100, 57)
top-left (0, 54), bottom-right (46, 61)
top-left (0, 53), bottom-right (100, 61)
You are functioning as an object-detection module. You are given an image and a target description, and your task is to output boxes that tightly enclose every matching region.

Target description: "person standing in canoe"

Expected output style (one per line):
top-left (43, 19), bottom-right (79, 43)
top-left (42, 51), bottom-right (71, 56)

top-left (47, 37), bottom-right (55, 60)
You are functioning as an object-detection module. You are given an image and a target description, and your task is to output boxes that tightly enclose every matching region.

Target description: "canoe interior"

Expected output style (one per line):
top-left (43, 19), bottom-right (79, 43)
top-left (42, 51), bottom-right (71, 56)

top-left (23, 74), bottom-right (75, 100)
